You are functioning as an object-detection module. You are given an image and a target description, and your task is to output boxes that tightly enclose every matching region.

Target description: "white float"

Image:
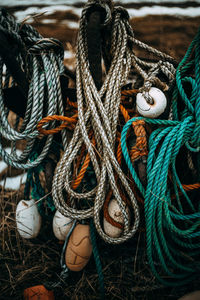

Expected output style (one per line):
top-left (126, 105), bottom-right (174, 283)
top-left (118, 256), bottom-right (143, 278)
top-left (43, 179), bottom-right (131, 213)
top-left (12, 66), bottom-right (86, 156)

top-left (16, 199), bottom-right (41, 239)
top-left (103, 199), bottom-right (130, 238)
top-left (53, 210), bottom-right (73, 241)
top-left (136, 87), bottom-right (167, 118)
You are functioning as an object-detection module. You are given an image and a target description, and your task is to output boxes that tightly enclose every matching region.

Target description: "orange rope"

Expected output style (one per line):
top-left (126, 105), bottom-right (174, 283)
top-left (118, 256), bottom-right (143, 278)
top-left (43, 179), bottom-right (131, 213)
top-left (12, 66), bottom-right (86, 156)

top-left (37, 89), bottom-right (138, 136)
top-left (72, 135), bottom-right (96, 190)
top-left (67, 98), bottom-right (78, 109)
top-left (182, 182), bottom-right (200, 191)
top-left (130, 119), bottom-right (148, 162)
top-left (37, 114), bottom-right (77, 135)
top-left (121, 89), bottom-right (138, 100)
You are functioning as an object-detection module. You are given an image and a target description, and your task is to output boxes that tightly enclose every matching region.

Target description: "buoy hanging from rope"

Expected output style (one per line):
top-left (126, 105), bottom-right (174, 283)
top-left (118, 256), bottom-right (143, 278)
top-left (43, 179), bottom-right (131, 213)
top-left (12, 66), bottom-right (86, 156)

top-left (136, 87), bottom-right (167, 118)
top-left (65, 224), bottom-right (93, 272)
top-left (16, 199), bottom-right (41, 239)
top-left (121, 27), bottom-right (200, 286)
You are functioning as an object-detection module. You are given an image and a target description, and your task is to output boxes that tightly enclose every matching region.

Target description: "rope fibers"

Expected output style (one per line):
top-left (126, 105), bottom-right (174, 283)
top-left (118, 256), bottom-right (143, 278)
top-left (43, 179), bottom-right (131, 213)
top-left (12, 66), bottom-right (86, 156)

top-left (0, 9), bottom-right (67, 169)
top-left (52, 2), bottom-right (176, 244)
top-left (121, 28), bottom-right (200, 285)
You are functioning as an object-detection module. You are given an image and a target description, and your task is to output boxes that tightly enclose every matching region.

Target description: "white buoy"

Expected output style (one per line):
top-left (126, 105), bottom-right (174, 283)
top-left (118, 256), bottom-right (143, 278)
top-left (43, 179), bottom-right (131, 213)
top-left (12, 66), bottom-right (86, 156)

top-left (16, 199), bottom-right (41, 239)
top-left (136, 87), bottom-right (167, 118)
top-left (53, 210), bottom-right (73, 241)
top-left (103, 199), bottom-right (130, 238)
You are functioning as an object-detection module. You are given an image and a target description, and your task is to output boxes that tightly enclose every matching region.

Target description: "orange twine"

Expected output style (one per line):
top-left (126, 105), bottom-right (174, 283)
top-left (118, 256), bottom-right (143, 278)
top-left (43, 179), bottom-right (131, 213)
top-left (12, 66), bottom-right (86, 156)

top-left (182, 182), bottom-right (200, 191)
top-left (37, 114), bottom-right (77, 135)
top-left (37, 90), bottom-right (147, 231)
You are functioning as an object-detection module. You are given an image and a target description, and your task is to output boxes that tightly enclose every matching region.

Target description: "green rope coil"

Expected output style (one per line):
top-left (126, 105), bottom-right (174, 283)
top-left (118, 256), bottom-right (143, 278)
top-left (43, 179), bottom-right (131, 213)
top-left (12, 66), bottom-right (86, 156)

top-left (90, 220), bottom-right (105, 300)
top-left (121, 28), bottom-right (200, 286)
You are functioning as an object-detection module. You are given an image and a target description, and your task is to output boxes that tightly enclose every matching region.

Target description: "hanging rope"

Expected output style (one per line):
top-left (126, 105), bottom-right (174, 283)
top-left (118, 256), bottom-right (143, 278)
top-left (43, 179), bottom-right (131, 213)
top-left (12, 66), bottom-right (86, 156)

top-left (51, 2), bottom-right (176, 244)
top-left (0, 9), bottom-right (67, 169)
top-left (121, 28), bottom-right (200, 285)
top-left (24, 140), bottom-right (62, 218)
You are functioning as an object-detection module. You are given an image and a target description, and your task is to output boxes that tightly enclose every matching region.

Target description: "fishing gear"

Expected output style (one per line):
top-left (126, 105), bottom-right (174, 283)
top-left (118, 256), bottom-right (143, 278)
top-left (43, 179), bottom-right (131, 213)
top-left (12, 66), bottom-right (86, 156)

top-left (3, 0), bottom-right (198, 293)
top-left (37, 0), bottom-right (176, 245)
top-left (0, 8), bottom-right (68, 169)
top-left (121, 28), bottom-right (200, 285)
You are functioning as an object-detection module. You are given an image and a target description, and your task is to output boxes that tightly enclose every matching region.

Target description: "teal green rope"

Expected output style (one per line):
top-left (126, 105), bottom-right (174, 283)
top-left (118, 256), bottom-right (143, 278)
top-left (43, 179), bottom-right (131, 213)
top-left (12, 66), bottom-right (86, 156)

top-left (121, 28), bottom-right (200, 286)
top-left (90, 220), bottom-right (105, 300)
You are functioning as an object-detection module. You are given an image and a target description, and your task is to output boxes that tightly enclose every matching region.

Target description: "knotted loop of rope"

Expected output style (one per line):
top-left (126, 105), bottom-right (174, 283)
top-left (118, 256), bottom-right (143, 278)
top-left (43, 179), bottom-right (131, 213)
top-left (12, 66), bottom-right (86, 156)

top-left (114, 6), bottom-right (130, 21)
top-left (37, 114), bottom-right (78, 135)
top-left (52, 2), bottom-right (141, 244)
top-left (84, 0), bottom-right (113, 27)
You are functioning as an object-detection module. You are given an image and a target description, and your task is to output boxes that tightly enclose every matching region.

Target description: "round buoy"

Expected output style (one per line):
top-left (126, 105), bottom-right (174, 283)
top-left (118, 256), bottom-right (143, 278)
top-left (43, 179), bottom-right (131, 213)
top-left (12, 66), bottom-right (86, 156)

top-left (103, 199), bottom-right (130, 238)
top-left (136, 87), bottom-right (167, 118)
top-left (53, 210), bottom-right (73, 241)
top-left (16, 199), bottom-right (41, 239)
top-left (65, 224), bottom-right (92, 272)
top-left (24, 285), bottom-right (54, 300)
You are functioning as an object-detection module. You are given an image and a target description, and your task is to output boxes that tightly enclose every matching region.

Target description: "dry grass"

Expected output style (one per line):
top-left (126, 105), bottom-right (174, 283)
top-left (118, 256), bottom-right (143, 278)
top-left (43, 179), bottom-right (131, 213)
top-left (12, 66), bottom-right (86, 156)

top-left (0, 188), bottom-right (198, 299)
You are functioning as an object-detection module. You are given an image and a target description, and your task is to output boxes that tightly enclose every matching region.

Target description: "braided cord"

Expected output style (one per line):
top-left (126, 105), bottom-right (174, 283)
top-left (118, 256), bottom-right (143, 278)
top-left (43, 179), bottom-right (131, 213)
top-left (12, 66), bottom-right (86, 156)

top-left (52, 3), bottom-right (176, 244)
top-left (121, 28), bottom-right (200, 285)
top-left (0, 10), bottom-right (67, 169)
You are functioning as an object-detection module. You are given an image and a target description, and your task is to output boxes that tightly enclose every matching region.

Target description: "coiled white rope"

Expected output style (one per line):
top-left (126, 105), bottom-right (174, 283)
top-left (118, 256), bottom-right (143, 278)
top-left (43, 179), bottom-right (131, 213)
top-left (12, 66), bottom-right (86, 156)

top-left (52, 3), bottom-right (175, 244)
top-left (0, 10), bottom-right (67, 169)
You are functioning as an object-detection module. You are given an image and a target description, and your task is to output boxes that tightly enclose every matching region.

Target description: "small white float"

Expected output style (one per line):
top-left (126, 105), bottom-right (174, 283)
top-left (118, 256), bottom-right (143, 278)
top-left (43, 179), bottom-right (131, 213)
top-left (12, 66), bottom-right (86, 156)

top-left (103, 199), bottom-right (130, 238)
top-left (16, 199), bottom-right (41, 239)
top-left (136, 87), bottom-right (167, 118)
top-left (53, 210), bottom-right (73, 241)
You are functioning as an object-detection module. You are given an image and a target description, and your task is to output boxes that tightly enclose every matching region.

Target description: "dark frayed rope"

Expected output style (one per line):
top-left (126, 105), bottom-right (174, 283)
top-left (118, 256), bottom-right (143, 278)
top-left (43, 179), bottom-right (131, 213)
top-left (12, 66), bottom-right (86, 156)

top-left (90, 220), bottom-right (105, 300)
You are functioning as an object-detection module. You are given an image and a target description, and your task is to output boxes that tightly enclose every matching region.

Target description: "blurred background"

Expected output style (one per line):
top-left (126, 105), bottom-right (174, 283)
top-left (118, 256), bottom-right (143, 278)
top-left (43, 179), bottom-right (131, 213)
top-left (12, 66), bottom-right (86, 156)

top-left (1, 0), bottom-right (200, 72)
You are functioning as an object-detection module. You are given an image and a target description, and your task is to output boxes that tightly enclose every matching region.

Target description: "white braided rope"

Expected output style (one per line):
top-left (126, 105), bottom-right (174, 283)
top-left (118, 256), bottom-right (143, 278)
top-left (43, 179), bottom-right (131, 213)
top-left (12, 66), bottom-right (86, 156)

top-left (52, 4), bottom-right (176, 244)
top-left (0, 12), bottom-right (67, 169)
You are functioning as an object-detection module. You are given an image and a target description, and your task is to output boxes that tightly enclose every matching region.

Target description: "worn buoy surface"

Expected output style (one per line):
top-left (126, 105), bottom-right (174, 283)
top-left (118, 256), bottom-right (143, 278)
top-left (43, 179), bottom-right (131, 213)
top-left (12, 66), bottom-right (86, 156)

top-left (103, 199), bottom-right (130, 238)
top-left (178, 291), bottom-right (200, 300)
top-left (65, 224), bottom-right (92, 272)
top-left (16, 199), bottom-right (41, 239)
top-left (24, 285), bottom-right (55, 300)
top-left (136, 87), bottom-right (167, 118)
top-left (53, 210), bottom-right (73, 241)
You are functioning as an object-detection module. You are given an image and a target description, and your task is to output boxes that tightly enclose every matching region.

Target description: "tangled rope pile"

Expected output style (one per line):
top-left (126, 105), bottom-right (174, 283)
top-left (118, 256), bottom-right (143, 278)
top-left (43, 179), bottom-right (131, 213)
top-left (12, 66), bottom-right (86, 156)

top-left (2, 0), bottom-right (199, 289)
top-left (49, 2), bottom-right (176, 244)
top-left (121, 28), bottom-right (200, 285)
top-left (0, 9), bottom-right (67, 169)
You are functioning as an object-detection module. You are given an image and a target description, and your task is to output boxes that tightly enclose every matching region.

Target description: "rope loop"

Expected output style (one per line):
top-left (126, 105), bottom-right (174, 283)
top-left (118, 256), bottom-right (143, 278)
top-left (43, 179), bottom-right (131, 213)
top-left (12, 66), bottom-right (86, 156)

top-left (28, 38), bottom-right (64, 56)
top-left (114, 6), bottom-right (130, 21)
top-left (0, 10), bottom-right (67, 169)
top-left (121, 27), bottom-right (200, 286)
top-left (37, 115), bottom-right (78, 135)
top-left (83, 0), bottom-right (112, 27)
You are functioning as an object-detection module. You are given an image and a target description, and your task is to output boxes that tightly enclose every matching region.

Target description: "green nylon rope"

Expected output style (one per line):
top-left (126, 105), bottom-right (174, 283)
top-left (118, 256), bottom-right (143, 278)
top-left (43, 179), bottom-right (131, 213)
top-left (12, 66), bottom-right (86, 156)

top-left (121, 28), bottom-right (200, 286)
top-left (90, 220), bottom-right (105, 300)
